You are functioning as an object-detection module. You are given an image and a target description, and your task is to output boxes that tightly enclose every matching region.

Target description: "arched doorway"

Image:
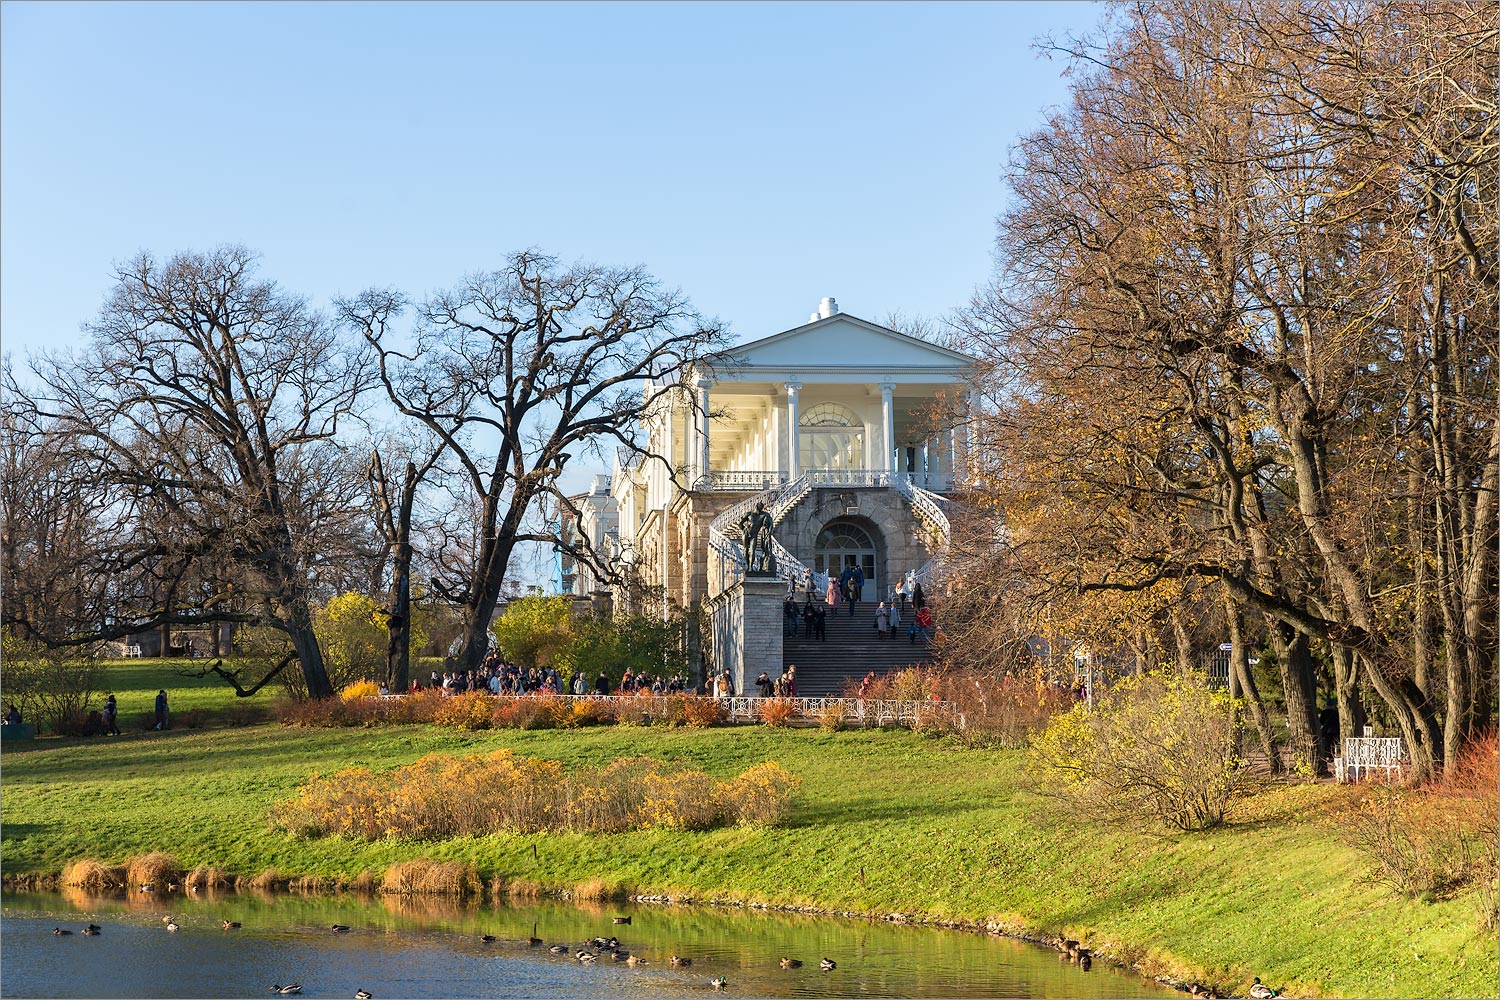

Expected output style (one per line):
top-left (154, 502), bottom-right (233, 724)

top-left (813, 518), bottom-right (880, 598)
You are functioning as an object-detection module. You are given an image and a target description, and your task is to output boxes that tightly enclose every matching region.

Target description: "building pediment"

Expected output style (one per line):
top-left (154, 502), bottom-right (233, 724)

top-left (709, 314), bottom-right (974, 382)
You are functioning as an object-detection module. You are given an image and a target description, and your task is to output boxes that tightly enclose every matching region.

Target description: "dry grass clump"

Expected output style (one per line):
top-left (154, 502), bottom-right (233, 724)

top-left (758, 697), bottom-right (797, 727)
top-left (183, 865), bottom-right (233, 892)
top-left (125, 852), bottom-right (182, 889)
top-left (501, 877), bottom-right (544, 899)
top-left (276, 751), bottom-right (800, 840)
top-left (62, 858), bottom-right (125, 890)
top-left (570, 877), bottom-right (624, 902)
top-left (348, 870), bottom-right (381, 893)
top-left (255, 869), bottom-right (288, 890)
top-left (381, 859), bottom-right (482, 896)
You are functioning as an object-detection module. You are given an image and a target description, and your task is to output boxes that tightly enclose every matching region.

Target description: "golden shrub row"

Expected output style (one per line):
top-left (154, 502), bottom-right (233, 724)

top-left (275, 751), bottom-right (800, 840)
top-left (278, 690), bottom-right (732, 731)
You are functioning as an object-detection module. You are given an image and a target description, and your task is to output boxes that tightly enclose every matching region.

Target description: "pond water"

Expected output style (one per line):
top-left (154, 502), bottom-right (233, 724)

top-left (1, 890), bottom-right (1176, 999)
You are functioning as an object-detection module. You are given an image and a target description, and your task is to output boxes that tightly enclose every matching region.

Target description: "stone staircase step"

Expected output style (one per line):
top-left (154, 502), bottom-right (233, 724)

top-left (778, 599), bottom-right (935, 696)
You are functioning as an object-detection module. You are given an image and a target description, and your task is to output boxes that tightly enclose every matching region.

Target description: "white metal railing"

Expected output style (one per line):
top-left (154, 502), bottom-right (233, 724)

top-left (393, 691), bottom-right (958, 730)
top-left (693, 470), bottom-right (790, 491)
top-left (721, 696), bottom-right (956, 727)
top-left (694, 468), bottom-right (955, 493)
top-left (1336, 736), bottom-right (1406, 783)
top-left (804, 468), bottom-right (894, 487)
top-left (910, 471), bottom-right (953, 492)
top-left (894, 474), bottom-right (951, 550)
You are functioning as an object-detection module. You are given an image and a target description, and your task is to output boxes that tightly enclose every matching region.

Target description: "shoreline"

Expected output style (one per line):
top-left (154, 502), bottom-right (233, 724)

top-left (2, 871), bottom-right (1192, 995)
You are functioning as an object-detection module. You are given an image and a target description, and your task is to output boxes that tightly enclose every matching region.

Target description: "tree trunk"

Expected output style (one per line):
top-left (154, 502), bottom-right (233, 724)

top-left (286, 616), bottom-right (333, 699)
top-left (1229, 603), bottom-right (1279, 773)
top-left (387, 542), bottom-right (412, 692)
top-left (1268, 622), bottom-right (1319, 773)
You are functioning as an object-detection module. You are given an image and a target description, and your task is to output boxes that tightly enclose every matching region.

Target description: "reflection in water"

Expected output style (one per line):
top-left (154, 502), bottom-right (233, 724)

top-left (1, 890), bottom-right (1176, 999)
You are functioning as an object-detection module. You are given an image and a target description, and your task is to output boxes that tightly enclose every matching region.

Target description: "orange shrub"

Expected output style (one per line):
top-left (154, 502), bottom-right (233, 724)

top-left (758, 697), bottom-right (797, 727)
top-left (435, 691), bottom-right (493, 730)
top-left (382, 688), bottom-right (445, 724)
top-left (681, 695), bottom-right (728, 728)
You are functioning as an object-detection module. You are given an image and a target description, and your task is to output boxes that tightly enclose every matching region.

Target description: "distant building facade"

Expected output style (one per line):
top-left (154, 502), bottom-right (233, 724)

top-left (577, 299), bottom-right (976, 692)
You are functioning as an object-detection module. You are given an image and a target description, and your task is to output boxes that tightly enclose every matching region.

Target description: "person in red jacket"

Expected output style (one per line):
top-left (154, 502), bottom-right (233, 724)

top-left (912, 606), bottom-right (934, 645)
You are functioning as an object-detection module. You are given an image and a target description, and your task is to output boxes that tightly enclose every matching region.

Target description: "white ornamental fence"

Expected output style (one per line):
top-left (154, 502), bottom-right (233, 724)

top-left (395, 691), bottom-right (958, 730)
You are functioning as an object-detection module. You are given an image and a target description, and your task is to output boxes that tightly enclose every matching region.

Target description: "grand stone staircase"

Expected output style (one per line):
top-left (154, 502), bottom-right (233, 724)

top-left (779, 599), bottom-right (935, 696)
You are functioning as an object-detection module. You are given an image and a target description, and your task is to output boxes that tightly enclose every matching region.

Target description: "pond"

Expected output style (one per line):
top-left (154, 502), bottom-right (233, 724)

top-left (1, 889), bottom-right (1177, 998)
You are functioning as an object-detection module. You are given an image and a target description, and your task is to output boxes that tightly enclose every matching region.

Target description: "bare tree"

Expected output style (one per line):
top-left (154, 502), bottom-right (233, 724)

top-left (339, 251), bottom-right (730, 668)
top-left (18, 247), bottom-right (373, 698)
top-left (367, 431), bottom-right (449, 691)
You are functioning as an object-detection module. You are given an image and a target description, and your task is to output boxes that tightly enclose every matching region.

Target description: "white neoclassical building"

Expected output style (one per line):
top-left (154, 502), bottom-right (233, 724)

top-left (579, 298), bottom-right (977, 693)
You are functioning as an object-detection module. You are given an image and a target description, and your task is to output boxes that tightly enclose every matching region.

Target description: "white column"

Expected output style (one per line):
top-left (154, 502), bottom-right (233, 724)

top-left (696, 375), bottom-right (713, 485)
top-left (956, 386), bottom-right (980, 483)
top-left (880, 379), bottom-right (896, 474)
top-left (918, 440), bottom-right (929, 486)
top-left (785, 381), bottom-right (802, 478)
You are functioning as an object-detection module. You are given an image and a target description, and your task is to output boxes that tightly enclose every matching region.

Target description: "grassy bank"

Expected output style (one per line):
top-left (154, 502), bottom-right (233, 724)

top-left (1, 673), bottom-right (1492, 997)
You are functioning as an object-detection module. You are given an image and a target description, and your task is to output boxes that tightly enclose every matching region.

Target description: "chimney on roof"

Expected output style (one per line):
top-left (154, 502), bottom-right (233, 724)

top-left (818, 297), bottom-right (839, 319)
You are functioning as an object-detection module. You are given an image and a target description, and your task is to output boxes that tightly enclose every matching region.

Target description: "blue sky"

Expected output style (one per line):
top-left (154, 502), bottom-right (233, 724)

top-left (1, 1), bottom-right (1101, 358)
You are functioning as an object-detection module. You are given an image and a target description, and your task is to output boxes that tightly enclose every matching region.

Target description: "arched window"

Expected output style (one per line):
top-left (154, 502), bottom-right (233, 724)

top-left (800, 402), bottom-right (859, 428)
top-left (799, 403), bottom-right (864, 471)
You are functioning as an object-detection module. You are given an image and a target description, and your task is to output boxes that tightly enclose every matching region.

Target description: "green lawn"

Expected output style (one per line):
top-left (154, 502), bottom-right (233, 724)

top-left (1, 663), bottom-right (1492, 997)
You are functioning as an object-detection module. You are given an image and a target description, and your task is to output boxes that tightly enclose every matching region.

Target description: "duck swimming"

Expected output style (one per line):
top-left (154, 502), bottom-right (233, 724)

top-left (355, 991), bottom-right (373, 1000)
top-left (779, 958), bottom-right (802, 969)
top-left (670, 955), bottom-right (692, 967)
top-left (223, 920), bottom-right (242, 930)
top-left (165, 919), bottom-right (179, 933)
top-left (82, 926), bottom-right (100, 936)
top-left (268, 986), bottom-right (302, 995)
top-left (711, 977), bottom-right (729, 990)
top-left (548, 944), bottom-right (569, 955)
top-left (819, 958), bottom-right (837, 971)
top-left (53, 928), bottom-right (72, 936)
top-left (330, 924), bottom-right (351, 933)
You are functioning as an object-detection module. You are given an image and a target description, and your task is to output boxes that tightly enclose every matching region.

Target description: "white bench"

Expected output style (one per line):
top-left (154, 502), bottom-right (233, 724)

top-left (124, 645), bottom-right (143, 658)
top-left (1337, 735), bottom-right (1405, 782)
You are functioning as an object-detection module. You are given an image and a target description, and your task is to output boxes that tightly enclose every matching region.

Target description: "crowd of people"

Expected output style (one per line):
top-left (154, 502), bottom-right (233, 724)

top-left (785, 573), bottom-right (938, 645)
top-left (423, 654), bottom-right (692, 699)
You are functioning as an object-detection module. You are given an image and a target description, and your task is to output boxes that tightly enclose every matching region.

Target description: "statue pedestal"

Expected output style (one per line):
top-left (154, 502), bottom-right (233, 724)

top-left (710, 576), bottom-right (785, 697)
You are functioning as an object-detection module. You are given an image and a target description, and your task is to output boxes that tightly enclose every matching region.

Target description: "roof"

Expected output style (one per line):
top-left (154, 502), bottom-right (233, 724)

top-left (704, 312), bottom-right (976, 382)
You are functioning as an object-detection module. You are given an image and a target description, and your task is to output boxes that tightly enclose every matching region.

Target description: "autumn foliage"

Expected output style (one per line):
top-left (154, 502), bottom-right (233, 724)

top-left (275, 752), bottom-right (800, 840)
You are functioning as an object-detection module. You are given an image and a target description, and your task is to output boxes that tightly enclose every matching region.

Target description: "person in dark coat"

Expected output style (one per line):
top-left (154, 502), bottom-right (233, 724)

top-left (102, 694), bottom-right (120, 736)
top-left (594, 672), bottom-right (610, 696)
top-left (755, 671), bottom-right (774, 698)
top-left (153, 690), bottom-right (169, 730)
